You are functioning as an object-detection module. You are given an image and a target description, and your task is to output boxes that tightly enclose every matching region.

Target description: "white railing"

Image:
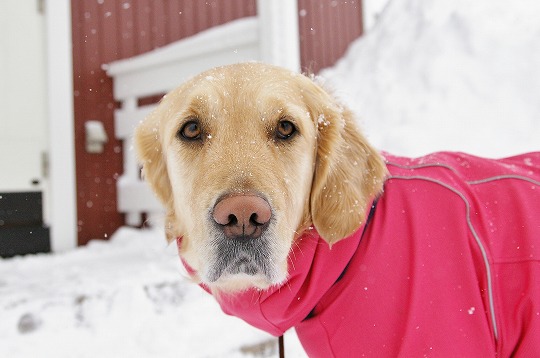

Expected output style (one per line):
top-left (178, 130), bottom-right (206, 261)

top-left (106, 1), bottom-right (300, 227)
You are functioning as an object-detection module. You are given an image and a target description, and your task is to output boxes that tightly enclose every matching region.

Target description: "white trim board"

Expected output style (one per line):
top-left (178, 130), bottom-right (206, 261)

top-left (45, 0), bottom-right (77, 252)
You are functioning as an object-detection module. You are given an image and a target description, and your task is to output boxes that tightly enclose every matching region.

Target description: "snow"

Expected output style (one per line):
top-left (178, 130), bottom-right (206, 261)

top-left (0, 227), bottom-right (304, 357)
top-left (321, 0), bottom-right (540, 157)
top-left (3, 0), bottom-right (540, 356)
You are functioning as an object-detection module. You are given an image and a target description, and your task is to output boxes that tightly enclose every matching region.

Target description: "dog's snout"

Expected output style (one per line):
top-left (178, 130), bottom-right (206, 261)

top-left (213, 195), bottom-right (271, 239)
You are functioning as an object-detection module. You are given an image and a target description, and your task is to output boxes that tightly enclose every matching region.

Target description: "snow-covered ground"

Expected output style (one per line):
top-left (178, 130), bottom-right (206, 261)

top-left (0, 228), bottom-right (304, 357)
top-left (2, 0), bottom-right (540, 357)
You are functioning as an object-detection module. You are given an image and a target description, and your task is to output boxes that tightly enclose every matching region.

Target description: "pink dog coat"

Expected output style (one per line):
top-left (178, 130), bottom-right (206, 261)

top-left (186, 152), bottom-right (540, 357)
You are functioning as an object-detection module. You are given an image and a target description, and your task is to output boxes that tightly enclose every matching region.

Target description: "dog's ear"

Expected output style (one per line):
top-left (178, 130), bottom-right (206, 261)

top-left (134, 107), bottom-right (177, 242)
top-left (301, 78), bottom-right (387, 245)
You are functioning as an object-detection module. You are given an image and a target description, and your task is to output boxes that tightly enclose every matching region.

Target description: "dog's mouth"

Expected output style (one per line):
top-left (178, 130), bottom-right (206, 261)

top-left (205, 236), bottom-right (278, 284)
top-left (209, 254), bottom-right (265, 281)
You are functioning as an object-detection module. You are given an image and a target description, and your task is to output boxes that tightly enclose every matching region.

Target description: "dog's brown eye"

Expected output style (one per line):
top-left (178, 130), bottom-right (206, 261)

top-left (179, 120), bottom-right (202, 141)
top-left (276, 120), bottom-right (297, 140)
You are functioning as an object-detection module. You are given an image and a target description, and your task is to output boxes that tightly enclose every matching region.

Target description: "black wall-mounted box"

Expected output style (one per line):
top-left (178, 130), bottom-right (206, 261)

top-left (0, 192), bottom-right (50, 258)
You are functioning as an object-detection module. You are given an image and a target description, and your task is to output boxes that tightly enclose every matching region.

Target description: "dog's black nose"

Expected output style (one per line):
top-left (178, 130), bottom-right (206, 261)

top-left (213, 195), bottom-right (271, 239)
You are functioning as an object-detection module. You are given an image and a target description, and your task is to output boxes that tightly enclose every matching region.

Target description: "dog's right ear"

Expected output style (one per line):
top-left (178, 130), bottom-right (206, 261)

top-left (134, 107), bottom-right (177, 242)
top-left (298, 76), bottom-right (387, 245)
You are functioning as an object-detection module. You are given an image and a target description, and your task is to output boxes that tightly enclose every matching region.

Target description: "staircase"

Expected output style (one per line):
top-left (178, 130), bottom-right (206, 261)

top-left (0, 192), bottom-right (50, 258)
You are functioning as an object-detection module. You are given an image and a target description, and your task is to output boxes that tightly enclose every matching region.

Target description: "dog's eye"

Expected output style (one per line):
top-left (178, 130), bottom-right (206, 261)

top-left (179, 120), bottom-right (202, 141)
top-left (276, 120), bottom-right (297, 140)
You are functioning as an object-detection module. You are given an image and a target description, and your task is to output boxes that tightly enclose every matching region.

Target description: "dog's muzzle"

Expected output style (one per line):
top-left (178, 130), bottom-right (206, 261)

top-left (207, 194), bottom-right (276, 282)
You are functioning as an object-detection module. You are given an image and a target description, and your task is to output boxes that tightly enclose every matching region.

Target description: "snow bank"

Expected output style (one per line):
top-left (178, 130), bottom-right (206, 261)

top-left (322, 0), bottom-right (540, 157)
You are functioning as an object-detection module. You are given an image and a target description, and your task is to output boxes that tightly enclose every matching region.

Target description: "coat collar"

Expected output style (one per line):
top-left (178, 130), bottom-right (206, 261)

top-left (179, 202), bottom-right (375, 336)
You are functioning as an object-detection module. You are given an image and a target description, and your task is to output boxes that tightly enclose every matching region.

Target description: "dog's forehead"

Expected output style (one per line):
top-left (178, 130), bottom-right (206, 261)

top-left (185, 64), bottom-right (305, 105)
top-left (166, 64), bottom-right (316, 136)
top-left (199, 62), bottom-right (301, 83)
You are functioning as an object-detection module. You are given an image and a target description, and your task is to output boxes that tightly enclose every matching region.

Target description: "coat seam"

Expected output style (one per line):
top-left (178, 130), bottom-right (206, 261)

top-left (388, 174), bottom-right (499, 343)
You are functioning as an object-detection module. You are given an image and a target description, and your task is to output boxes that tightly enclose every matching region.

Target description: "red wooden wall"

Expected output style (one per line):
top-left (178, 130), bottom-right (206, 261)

top-left (71, 0), bottom-right (363, 245)
top-left (298, 0), bottom-right (363, 73)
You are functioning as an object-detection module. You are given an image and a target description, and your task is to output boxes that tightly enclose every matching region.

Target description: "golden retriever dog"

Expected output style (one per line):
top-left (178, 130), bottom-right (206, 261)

top-left (135, 62), bottom-right (387, 291)
top-left (135, 62), bottom-right (540, 356)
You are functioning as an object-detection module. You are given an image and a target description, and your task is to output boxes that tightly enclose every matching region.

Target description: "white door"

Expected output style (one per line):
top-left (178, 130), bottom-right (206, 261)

top-left (0, 1), bottom-right (48, 198)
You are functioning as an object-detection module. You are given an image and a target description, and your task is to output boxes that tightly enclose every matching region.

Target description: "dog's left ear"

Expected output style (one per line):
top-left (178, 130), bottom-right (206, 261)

top-left (301, 77), bottom-right (387, 245)
top-left (134, 105), bottom-right (178, 243)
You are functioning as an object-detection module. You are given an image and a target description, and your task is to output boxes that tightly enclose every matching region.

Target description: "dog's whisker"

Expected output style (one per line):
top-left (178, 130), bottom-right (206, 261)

top-left (288, 245), bottom-right (298, 263)
top-left (284, 280), bottom-right (293, 293)
top-left (288, 256), bottom-right (296, 272)
top-left (292, 239), bottom-right (305, 258)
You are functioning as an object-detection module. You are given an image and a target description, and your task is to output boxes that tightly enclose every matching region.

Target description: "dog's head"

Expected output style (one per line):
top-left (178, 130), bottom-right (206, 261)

top-left (135, 63), bottom-right (387, 292)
